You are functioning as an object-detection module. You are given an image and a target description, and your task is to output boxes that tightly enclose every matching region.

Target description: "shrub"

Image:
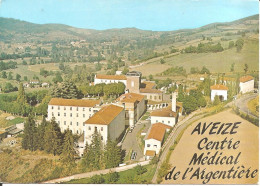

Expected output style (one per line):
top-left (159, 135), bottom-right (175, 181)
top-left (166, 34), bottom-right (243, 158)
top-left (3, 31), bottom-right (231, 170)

top-left (135, 165), bottom-right (147, 175)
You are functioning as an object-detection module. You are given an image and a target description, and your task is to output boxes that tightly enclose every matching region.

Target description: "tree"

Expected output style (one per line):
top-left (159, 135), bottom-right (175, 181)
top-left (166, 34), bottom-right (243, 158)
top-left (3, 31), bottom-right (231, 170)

top-left (15, 73), bottom-right (21, 81)
top-left (60, 81), bottom-right (81, 99)
top-left (22, 115), bottom-right (37, 151)
top-left (89, 175), bottom-right (105, 184)
top-left (24, 76), bottom-right (28, 81)
top-left (7, 72), bottom-right (13, 80)
top-left (107, 171), bottom-right (119, 183)
top-left (1, 71), bottom-right (7, 79)
top-left (44, 118), bottom-right (63, 155)
top-left (230, 63), bottom-right (235, 72)
top-left (160, 59), bottom-right (165, 64)
top-left (200, 66), bottom-right (210, 74)
top-left (134, 164), bottom-right (147, 175)
top-left (17, 83), bottom-right (27, 104)
top-left (61, 129), bottom-right (76, 166)
top-left (53, 73), bottom-right (63, 83)
top-left (36, 116), bottom-right (48, 150)
top-left (228, 41), bottom-right (235, 49)
top-left (244, 63), bottom-right (248, 74)
top-left (149, 74), bottom-right (153, 81)
top-left (235, 38), bottom-right (244, 52)
top-left (104, 139), bottom-right (122, 168)
top-left (51, 85), bottom-right (61, 98)
top-left (213, 95), bottom-right (221, 105)
top-left (122, 67), bottom-right (129, 75)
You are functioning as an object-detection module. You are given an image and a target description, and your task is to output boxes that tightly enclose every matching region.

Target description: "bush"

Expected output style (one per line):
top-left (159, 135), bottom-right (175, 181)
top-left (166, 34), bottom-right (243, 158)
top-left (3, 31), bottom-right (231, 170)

top-left (107, 171), bottom-right (119, 183)
top-left (135, 164), bottom-right (147, 175)
top-left (88, 174), bottom-right (105, 184)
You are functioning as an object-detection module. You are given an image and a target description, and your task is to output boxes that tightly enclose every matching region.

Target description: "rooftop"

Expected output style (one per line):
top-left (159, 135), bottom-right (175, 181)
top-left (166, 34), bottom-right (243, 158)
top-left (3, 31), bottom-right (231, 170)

top-left (146, 123), bottom-right (171, 142)
top-left (49, 98), bottom-right (101, 107)
top-left (140, 88), bottom-right (162, 94)
top-left (96, 74), bottom-right (127, 80)
top-left (141, 81), bottom-right (156, 89)
top-left (210, 84), bottom-right (228, 90)
top-left (151, 106), bottom-right (177, 117)
top-left (117, 93), bottom-right (145, 103)
top-left (240, 75), bottom-right (254, 83)
top-left (85, 104), bottom-right (124, 125)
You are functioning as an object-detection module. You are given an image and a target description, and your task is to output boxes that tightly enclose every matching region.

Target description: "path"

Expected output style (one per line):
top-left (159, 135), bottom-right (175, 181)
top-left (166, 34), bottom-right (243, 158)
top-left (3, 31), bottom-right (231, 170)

top-left (234, 93), bottom-right (258, 118)
top-left (42, 160), bottom-right (150, 183)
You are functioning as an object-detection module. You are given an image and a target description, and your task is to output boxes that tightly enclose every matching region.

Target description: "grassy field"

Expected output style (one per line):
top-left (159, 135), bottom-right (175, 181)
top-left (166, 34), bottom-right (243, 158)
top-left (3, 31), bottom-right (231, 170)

top-left (248, 96), bottom-right (259, 116)
top-left (163, 109), bottom-right (259, 184)
top-left (130, 37), bottom-right (258, 77)
top-left (0, 111), bottom-right (24, 129)
top-left (66, 164), bottom-right (156, 184)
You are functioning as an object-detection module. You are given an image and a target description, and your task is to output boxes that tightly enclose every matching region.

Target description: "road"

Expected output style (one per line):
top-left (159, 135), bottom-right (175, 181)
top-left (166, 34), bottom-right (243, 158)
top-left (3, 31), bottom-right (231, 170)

top-left (234, 93), bottom-right (258, 118)
top-left (121, 120), bottom-right (150, 161)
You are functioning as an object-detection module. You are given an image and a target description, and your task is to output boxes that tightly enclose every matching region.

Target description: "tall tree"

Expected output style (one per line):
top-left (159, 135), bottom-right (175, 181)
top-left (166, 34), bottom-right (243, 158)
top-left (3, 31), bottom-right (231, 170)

top-left (36, 116), bottom-right (48, 150)
top-left (44, 118), bottom-right (63, 155)
top-left (17, 83), bottom-right (27, 104)
top-left (104, 139), bottom-right (122, 168)
top-left (61, 129), bottom-right (76, 166)
top-left (22, 115), bottom-right (37, 151)
top-left (244, 63), bottom-right (248, 74)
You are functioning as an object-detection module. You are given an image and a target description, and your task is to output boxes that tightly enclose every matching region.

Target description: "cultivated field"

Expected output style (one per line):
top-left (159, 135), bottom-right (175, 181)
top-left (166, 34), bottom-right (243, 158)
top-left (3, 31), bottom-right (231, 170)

top-left (163, 109), bottom-right (258, 184)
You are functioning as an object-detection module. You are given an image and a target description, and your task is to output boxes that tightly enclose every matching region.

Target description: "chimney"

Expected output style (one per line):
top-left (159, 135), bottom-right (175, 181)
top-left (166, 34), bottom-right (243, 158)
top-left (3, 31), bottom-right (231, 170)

top-left (172, 92), bottom-right (177, 112)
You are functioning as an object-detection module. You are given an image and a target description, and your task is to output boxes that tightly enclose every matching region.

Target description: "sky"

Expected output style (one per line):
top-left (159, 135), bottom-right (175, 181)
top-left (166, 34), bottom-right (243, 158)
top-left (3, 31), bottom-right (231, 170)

top-left (0, 0), bottom-right (258, 31)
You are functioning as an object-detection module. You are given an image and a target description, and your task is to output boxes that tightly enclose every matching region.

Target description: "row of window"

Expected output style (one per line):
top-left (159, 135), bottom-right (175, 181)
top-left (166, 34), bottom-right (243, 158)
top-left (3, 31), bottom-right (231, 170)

top-left (88, 126), bottom-right (103, 131)
top-left (51, 106), bottom-right (92, 112)
top-left (58, 121), bottom-right (85, 127)
top-left (147, 144), bottom-right (157, 148)
top-left (156, 120), bottom-right (171, 124)
top-left (52, 112), bottom-right (92, 118)
top-left (100, 79), bottom-right (120, 83)
top-left (149, 95), bottom-right (161, 100)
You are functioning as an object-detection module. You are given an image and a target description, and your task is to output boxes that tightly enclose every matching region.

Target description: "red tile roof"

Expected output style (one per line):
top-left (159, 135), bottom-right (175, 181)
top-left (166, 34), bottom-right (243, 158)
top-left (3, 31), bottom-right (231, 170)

top-left (49, 98), bottom-right (100, 107)
top-left (147, 123), bottom-right (171, 142)
top-left (117, 93), bottom-right (145, 103)
top-left (96, 74), bottom-right (127, 80)
top-left (140, 88), bottom-right (162, 94)
top-left (210, 84), bottom-right (228, 90)
top-left (141, 81), bottom-right (156, 89)
top-left (85, 104), bottom-right (124, 125)
top-left (151, 106), bottom-right (177, 117)
top-left (240, 75), bottom-right (254, 83)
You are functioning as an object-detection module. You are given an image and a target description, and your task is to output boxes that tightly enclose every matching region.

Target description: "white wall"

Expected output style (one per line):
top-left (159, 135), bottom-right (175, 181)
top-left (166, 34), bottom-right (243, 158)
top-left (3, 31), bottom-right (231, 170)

top-left (151, 116), bottom-right (176, 127)
top-left (94, 78), bottom-right (127, 86)
top-left (240, 80), bottom-right (254, 94)
top-left (47, 105), bottom-right (100, 135)
top-left (211, 89), bottom-right (228, 101)
top-left (144, 139), bottom-right (161, 155)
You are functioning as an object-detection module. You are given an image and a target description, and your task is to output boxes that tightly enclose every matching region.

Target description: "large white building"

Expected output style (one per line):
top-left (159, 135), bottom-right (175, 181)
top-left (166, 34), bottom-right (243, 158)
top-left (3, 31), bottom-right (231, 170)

top-left (150, 92), bottom-right (178, 127)
top-left (47, 98), bottom-right (101, 134)
top-left (116, 93), bottom-right (146, 128)
top-left (84, 104), bottom-right (125, 145)
top-left (144, 122), bottom-right (171, 159)
top-left (94, 74), bottom-right (127, 86)
top-left (239, 75), bottom-right (254, 94)
top-left (210, 84), bottom-right (228, 101)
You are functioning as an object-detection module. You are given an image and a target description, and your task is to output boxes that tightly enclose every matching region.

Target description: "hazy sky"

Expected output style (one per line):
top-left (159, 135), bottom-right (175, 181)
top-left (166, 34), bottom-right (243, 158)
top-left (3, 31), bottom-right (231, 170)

top-left (0, 0), bottom-right (258, 31)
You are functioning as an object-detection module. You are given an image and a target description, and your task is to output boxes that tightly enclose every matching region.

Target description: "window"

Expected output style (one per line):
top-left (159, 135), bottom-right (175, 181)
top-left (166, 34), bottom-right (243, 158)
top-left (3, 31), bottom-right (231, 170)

top-left (131, 81), bottom-right (134, 87)
top-left (76, 113), bottom-right (79, 117)
top-left (70, 107), bottom-right (72, 111)
top-left (64, 113), bottom-right (66, 117)
top-left (159, 96), bottom-right (161, 100)
top-left (76, 107), bottom-right (78, 111)
top-left (52, 106), bottom-right (54, 109)
top-left (150, 96), bottom-right (152, 99)
top-left (95, 126), bottom-right (97, 131)
top-left (147, 144), bottom-right (150, 147)
top-left (58, 112), bottom-right (60, 116)
top-left (83, 108), bottom-right (85, 111)
top-left (88, 126), bottom-right (91, 130)
top-left (168, 121), bottom-right (170, 124)
top-left (156, 120), bottom-right (158, 122)
top-left (89, 108), bottom-right (91, 111)
top-left (77, 130), bottom-right (79, 134)
top-left (58, 121), bottom-right (60, 124)
top-left (89, 114), bottom-right (91, 117)
top-left (83, 122), bottom-right (85, 126)
top-left (154, 96), bottom-right (157, 100)
top-left (70, 113), bottom-right (72, 117)
top-left (58, 106), bottom-right (60, 110)
top-left (52, 112), bottom-right (54, 116)
top-left (101, 127), bottom-right (103, 131)
top-left (64, 121), bottom-right (66, 125)
top-left (101, 136), bottom-right (103, 140)
top-left (64, 107), bottom-right (66, 110)
top-left (70, 121), bottom-right (72, 125)
top-left (162, 120), bottom-right (164, 123)
top-left (77, 122), bottom-right (79, 126)
top-left (83, 114), bottom-right (85, 118)
top-left (154, 145), bottom-right (157, 148)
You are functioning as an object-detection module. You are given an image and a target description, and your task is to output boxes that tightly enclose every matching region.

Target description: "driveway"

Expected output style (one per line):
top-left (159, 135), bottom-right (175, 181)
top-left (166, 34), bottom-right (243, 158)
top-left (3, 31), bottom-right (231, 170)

top-left (121, 119), bottom-right (151, 162)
